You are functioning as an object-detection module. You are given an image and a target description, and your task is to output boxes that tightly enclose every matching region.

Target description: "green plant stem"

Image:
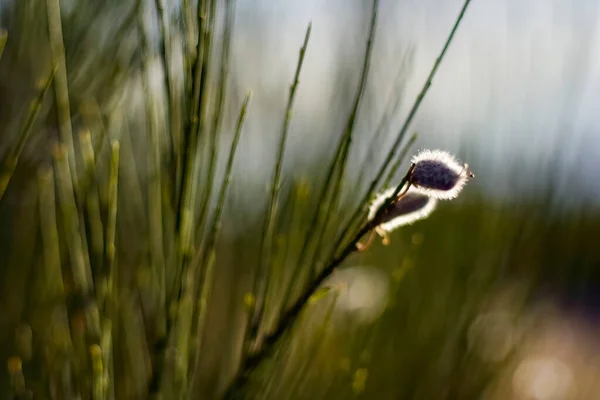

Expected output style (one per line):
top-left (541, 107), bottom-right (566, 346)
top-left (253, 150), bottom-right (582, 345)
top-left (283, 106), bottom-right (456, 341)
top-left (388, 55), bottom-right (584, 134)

top-left (223, 0), bottom-right (473, 396)
top-left (190, 91), bottom-right (252, 387)
top-left (53, 144), bottom-right (92, 293)
top-left (308, 0), bottom-right (378, 278)
top-left (280, 0), bottom-right (378, 317)
top-left (194, 0), bottom-right (236, 250)
top-left (330, 132), bottom-right (417, 262)
top-left (0, 68), bottom-right (56, 201)
top-left (46, 0), bottom-right (79, 194)
top-left (79, 131), bottom-right (105, 267)
top-left (0, 30), bottom-right (6, 61)
top-left (354, 48), bottom-right (414, 188)
top-left (222, 168), bottom-right (413, 399)
top-left (247, 22), bottom-right (312, 352)
top-left (334, 0), bottom-right (473, 257)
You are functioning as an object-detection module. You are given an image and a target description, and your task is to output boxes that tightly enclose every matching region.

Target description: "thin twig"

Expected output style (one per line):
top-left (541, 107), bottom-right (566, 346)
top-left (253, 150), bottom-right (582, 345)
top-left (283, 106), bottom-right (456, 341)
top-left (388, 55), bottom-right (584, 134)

top-left (334, 0), bottom-right (474, 257)
top-left (247, 22), bottom-right (312, 352)
top-left (280, 0), bottom-right (378, 316)
top-left (191, 91), bottom-right (252, 386)
top-left (46, 0), bottom-right (79, 193)
top-left (308, 0), bottom-right (378, 278)
top-left (222, 0), bottom-right (473, 395)
top-left (0, 30), bottom-right (6, 61)
top-left (222, 168), bottom-right (413, 399)
top-left (0, 68), bottom-right (56, 201)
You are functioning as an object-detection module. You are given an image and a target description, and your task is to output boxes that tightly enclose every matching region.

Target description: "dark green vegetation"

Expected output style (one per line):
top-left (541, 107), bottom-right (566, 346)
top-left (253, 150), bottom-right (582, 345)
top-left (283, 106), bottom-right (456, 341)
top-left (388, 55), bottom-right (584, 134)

top-left (1, 0), bottom-right (599, 399)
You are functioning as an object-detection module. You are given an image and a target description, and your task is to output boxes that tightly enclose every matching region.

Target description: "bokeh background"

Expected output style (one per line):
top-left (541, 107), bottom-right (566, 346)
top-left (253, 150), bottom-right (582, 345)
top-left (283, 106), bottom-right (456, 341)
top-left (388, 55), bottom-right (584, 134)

top-left (1, 0), bottom-right (600, 399)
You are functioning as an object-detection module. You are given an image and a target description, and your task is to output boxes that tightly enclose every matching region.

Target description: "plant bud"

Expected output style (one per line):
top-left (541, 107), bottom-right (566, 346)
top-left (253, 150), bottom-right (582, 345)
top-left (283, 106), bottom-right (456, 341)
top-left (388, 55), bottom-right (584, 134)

top-left (368, 186), bottom-right (437, 233)
top-left (409, 149), bottom-right (474, 200)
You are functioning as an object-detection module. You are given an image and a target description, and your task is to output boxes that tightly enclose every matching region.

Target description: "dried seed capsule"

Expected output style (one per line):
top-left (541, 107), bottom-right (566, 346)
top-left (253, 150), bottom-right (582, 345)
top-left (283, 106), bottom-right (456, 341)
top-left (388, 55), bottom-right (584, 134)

top-left (409, 149), bottom-right (474, 200)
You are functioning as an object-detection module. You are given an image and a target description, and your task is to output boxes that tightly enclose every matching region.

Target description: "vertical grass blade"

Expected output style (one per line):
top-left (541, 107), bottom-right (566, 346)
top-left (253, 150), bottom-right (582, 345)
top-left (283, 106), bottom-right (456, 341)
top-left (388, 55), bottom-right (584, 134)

top-left (247, 22), bottom-right (312, 351)
top-left (307, 0), bottom-right (378, 276)
top-left (223, 0), bottom-right (474, 396)
top-left (0, 68), bottom-right (56, 201)
top-left (38, 168), bottom-right (65, 299)
top-left (46, 0), bottom-right (79, 192)
top-left (194, 0), bottom-right (236, 249)
top-left (337, 0), bottom-right (474, 254)
top-left (280, 0), bottom-right (378, 317)
top-left (79, 130), bottom-right (105, 268)
top-left (53, 144), bottom-right (92, 293)
top-left (139, 6), bottom-right (167, 339)
top-left (0, 30), bottom-right (6, 61)
top-left (190, 91), bottom-right (252, 384)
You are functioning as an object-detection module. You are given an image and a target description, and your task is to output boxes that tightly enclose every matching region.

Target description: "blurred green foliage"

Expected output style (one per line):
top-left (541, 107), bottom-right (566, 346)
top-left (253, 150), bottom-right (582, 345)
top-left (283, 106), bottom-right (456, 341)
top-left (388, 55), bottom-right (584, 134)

top-left (1, 0), bottom-right (599, 399)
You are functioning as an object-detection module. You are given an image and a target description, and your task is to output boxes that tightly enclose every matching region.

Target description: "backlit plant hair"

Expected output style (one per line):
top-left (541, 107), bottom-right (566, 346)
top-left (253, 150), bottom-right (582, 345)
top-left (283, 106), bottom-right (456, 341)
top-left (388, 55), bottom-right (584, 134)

top-left (409, 149), bottom-right (474, 200)
top-left (358, 186), bottom-right (437, 250)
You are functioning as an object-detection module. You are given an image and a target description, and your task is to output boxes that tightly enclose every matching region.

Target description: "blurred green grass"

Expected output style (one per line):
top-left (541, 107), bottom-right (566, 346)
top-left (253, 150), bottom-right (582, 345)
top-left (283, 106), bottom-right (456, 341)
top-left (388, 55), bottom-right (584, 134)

top-left (1, 0), bottom-right (600, 399)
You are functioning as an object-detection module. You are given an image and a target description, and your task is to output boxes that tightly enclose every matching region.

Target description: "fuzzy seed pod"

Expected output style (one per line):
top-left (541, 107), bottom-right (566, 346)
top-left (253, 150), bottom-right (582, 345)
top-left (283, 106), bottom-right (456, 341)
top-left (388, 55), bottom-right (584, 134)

top-left (368, 186), bottom-right (437, 233)
top-left (409, 149), bottom-right (474, 200)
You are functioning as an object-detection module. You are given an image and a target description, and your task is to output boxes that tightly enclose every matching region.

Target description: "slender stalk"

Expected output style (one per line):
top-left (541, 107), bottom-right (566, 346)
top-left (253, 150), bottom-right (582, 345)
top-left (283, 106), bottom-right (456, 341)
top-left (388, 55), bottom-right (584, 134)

top-left (174, 0), bottom-right (211, 305)
top-left (38, 168), bottom-right (65, 300)
top-left (79, 98), bottom-right (109, 200)
top-left (330, 132), bottom-right (417, 262)
top-left (139, 5), bottom-right (167, 338)
top-left (280, 0), bottom-right (378, 316)
top-left (307, 0), bottom-right (378, 277)
top-left (222, 168), bottom-right (413, 399)
top-left (53, 144), bottom-right (92, 293)
top-left (0, 68), bottom-right (56, 201)
top-left (105, 141), bottom-right (120, 308)
top-left (46, 0), bottom-right (79, 193)
top-left (383, 131), bottom-right (418, 187)
top-left (338, 0), bottom-right (474, 255)
top-left (79, 130), bottom-right (105, 267)
top-left (0, 30), bottom-right (6, 61)
top-left (247, 22), bottom-right (312, 351)
top-left (194, 0), bottom-right (236, 249)
top-left (354, 48), bottom-right (414, 188)
top-left (190, 91), bottom-right (252, 383)
top-left (176, 0), bottom-right (208, 235)
top-left (223, 0), bottom-right (474, 395)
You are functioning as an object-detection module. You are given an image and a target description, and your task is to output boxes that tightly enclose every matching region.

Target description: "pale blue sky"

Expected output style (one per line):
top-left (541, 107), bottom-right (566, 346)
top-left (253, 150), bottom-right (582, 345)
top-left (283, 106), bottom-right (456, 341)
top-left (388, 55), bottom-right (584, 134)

top-left (227, 0), bottom-right (600, 207)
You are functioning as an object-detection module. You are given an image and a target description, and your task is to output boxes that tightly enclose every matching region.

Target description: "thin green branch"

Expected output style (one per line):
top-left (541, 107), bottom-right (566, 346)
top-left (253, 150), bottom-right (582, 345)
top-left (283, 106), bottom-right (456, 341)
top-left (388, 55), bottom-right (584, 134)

top-left (335, 0), bottom-right (474, 256)
top-left (46, 0), bottom-right (79, 193)
top-left (104, 141), bottom-right (120, 314)
top-left (280, 0), bottom-right (378, 316)
top-left (0, 30), bottom-right (6, 61)
top-left (223, 168), bottom-right (413, 399)
top-left (330, 132), bottom-right (417, 262)
top-left (383, 131), bottom-right (418, 187)
top-left (138, 5), bottom-right (168, 340)
top-left (354, 47), bottom-right (415, 188)
top-left (190, 90), bottom-right (252, 386)
top-left (0, 68), bottom-right (56, 201)
top-left (194, 0), bottom-right (236, 248)
top-left (247, 22), bottom-right (312, 352)
top-left (79, 130), bottom-right (105, 267)
top-left (53, 144), bottom-right (92, 293)
top-left (222, 0), bottom-right (473, 395)
top-left (37, 168), bottom-right (65, 301)
top-left (308, 0), bottom-right (378, 277)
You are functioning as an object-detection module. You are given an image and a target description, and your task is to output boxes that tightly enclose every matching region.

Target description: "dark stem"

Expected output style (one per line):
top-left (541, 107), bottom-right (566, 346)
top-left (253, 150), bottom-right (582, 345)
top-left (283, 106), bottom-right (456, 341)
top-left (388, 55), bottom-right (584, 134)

top-left (221, 167), bottom-right (413, 399)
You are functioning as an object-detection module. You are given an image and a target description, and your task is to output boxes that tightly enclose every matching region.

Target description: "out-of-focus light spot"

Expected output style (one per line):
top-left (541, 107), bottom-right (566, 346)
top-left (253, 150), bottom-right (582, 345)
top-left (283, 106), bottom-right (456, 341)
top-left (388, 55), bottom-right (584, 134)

top-left (468, 311), bottom-right (517, 363)
top-left (352, 368), bottom-right (369, 395)
top-left (328, 266), bottom-right (390, 324)
top-left (339, 357), bottom-right (352, 372)
top-left (512, 356), bottom-right (574, 400)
